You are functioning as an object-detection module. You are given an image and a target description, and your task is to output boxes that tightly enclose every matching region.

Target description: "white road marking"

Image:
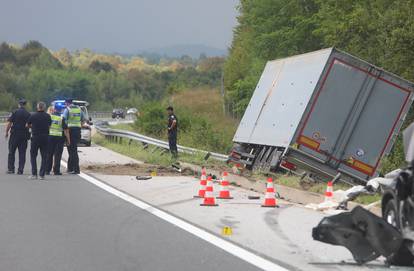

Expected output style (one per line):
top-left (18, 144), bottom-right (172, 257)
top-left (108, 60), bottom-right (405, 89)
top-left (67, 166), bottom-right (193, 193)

top-left (60, 161), bottom-right (289, 271)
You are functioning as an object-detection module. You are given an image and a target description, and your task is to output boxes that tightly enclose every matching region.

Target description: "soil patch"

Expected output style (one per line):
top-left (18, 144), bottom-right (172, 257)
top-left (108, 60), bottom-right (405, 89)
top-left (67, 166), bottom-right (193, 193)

top-left (82, 163), bottom-right (194, 177)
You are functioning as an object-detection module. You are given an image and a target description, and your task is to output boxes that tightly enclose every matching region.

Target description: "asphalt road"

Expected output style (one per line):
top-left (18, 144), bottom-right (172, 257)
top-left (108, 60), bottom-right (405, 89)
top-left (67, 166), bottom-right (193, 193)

top-left (0, 125), bottom-right (263, 271)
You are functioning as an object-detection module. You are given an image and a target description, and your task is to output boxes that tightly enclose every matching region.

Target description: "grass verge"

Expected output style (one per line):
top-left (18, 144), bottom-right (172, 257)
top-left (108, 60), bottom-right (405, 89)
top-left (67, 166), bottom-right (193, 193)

top-left (93, 133), bottom-right (227, 169)
top-left (93, 133), bottom-right (381, 205)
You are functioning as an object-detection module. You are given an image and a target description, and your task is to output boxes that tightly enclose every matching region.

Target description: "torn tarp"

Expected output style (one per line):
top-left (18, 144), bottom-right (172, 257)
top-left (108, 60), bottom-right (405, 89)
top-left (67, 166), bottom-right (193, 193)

top-left (312, 206), bottom-right (403, 264)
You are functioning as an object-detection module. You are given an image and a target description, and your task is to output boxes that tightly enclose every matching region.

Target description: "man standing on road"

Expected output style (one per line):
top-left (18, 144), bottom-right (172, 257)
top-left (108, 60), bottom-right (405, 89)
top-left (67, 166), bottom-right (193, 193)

top-left (62, 99), bottom-right (85, 174)
top-left (46, 103), bottom-right (70, 176)
top-left (5, 98), bottom-right (31, 174)
top-left (167, 106), bottom-right (178, 159)
top-left (27, 102), bottom-right (51, 180)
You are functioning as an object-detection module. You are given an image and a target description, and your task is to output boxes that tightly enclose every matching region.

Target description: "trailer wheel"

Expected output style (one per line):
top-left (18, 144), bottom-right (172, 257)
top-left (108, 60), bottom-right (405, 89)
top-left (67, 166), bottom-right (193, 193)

top-left (252, 147), bottom-right (266, 171)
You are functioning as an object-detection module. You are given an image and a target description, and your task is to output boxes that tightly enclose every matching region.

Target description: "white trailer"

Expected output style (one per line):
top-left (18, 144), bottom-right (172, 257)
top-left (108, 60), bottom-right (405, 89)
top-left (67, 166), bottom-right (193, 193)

top-left (230, 48), bottom-right (414, 183)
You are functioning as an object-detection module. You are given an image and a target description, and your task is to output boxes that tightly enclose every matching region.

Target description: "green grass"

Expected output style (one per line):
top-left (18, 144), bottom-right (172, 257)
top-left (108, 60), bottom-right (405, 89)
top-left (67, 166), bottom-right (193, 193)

top-left (93, 133), bottom-right (227, 169)
top-left (111, 123), bottom-right (135, 132)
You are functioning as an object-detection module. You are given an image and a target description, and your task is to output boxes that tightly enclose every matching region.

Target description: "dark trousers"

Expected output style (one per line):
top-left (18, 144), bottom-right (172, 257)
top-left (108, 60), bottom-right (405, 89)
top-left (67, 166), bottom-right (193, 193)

top-left (8, 133), bottom-right (28, 173)
top-left (46, 136), bottom-right (65, 174)
top-left (30, 135), bottom-right (48, 177)
top-left (67, 128), bottom-right (81, 173)
top-left (168, 133), bottom-right (178, 158)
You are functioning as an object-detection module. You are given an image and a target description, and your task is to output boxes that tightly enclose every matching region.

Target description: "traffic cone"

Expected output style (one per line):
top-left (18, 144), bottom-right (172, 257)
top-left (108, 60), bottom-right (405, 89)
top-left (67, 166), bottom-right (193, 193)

top-left (217, 171), bottom-right (233, 199)
top-left (194, 168), bottom-right (207, 198)
top-left (262, 177), bottom-right (277, 208)
top-left (324, 181), bottom-right (334, 202)
top-left (201, 176), bottom-right (218, 206)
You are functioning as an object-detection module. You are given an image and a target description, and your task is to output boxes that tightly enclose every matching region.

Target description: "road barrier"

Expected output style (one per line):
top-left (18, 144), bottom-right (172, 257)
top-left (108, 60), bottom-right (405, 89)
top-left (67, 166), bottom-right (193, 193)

top-left (0, 113), bottom-right (9, 123)
top-left (89, 111), bottom-right (113, 119)
top-left (95, 122), bottom-right (228, 162)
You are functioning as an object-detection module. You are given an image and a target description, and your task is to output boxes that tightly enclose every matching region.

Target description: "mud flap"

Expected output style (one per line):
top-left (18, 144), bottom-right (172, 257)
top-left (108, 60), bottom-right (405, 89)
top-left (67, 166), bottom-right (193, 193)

top-left (312, 206), bottom-right (403, 264)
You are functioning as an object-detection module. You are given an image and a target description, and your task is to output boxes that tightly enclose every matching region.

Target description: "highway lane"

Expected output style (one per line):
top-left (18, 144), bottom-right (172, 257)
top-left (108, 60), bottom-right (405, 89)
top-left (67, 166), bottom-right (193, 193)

top-left (0, 125), bottom-right (264, 271)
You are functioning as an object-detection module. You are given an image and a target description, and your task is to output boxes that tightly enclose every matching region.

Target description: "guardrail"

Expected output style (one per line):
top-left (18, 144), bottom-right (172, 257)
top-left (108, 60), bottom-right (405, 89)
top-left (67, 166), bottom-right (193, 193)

top-left (89, 111), bottom-right (112, 119)
top-left (95, 122), bottom-right (228, 162)
top-left (0, 113), bottom-right (9, 123)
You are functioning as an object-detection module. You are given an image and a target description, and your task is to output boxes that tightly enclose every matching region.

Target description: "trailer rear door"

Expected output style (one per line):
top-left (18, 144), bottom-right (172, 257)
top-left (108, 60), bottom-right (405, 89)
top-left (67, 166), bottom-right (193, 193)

top-left (233, 48), bottom-right (332, 147)
top-left (297, 56), bottom-right (411, 179)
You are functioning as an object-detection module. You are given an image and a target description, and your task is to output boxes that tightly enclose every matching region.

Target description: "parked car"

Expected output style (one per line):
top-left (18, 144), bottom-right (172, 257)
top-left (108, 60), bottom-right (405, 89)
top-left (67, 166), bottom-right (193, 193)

top-left (127, 107), bottom-right (138, 115)
top-left (112, 108), bottom-right (125, 119)
top-left (50, 100), bottom-right (92, 147)
top-left (73, 100), bottom-right (92, 147)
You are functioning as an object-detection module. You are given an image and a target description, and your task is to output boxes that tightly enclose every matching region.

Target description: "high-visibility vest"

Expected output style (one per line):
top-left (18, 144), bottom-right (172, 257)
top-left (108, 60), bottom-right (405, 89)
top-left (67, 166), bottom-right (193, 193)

top-left (67, 106), bottom-right (82, 128)
top-left (49, 114), bottom-right (63, 137)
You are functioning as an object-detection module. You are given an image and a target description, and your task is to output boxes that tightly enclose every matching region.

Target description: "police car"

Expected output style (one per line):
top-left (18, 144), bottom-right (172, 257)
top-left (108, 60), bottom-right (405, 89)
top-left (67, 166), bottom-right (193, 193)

top-left (51, 100), bottom-right (92, 147)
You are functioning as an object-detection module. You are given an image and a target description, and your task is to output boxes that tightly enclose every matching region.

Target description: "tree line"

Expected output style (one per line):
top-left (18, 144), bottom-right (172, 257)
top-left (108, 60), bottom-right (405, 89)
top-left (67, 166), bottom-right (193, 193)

top-left (0, 41), bottom-right (224, 112)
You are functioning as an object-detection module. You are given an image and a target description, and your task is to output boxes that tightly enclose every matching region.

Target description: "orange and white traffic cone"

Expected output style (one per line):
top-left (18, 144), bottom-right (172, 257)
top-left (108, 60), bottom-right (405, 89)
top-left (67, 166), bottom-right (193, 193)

top-left (217, 171), bottom-right (233, 199)
top-left (194, 168), bottom-right (207, 198)
top-left (201, 176), bottom-right (218, 206)
top-left (262, 177), bottom-right (277, 208)
top-left (324, 181), bottom-right (334, 202)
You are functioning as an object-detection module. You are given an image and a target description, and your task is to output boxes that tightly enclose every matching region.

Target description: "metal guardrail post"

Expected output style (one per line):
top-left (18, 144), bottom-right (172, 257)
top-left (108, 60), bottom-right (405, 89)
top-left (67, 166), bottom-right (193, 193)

top-left (94, 123), bottom-right (228, 162)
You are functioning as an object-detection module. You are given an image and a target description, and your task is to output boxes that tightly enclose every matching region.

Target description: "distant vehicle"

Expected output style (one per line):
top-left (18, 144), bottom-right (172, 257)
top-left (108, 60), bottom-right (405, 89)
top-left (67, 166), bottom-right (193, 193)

top-left (230, 48), bottom-right (414, 184)
top-left (112, 108), bottom-right (125, 119)
top-left (51, 100), bottom-right (92, 147)
top-left (73, 100), bottom-right (92, 147)
top-left (127, 108), bottom-right (138, 115)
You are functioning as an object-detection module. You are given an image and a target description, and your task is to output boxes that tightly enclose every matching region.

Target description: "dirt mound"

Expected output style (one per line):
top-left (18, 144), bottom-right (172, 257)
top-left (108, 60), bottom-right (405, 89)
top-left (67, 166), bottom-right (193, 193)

top-left (82, 163), bottom-right (194, 177)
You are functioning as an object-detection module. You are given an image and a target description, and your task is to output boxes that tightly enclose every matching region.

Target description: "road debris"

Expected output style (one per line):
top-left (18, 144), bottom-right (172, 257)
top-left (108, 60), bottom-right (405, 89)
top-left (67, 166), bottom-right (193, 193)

top-left (136, 176), bottom-right (152, 180)
top-left (313, 206), bottom-right (404, 265)
top-left (82, 163), bottom-right (193, 176)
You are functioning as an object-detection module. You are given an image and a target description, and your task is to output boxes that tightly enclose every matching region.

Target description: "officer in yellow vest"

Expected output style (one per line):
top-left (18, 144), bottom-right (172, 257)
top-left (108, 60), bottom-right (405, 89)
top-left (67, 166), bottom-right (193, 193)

top-left (63, 98), bottom-right (86, 174)
top-left (46, 103), bottom-right (70, 175)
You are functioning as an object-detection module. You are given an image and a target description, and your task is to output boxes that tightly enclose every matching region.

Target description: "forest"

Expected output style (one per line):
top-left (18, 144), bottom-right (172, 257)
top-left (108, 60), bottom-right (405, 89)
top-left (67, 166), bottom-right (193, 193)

top-left (224, 0), bottom-right (414, 171)
top-left (0, 40), bottom-right (224, 111)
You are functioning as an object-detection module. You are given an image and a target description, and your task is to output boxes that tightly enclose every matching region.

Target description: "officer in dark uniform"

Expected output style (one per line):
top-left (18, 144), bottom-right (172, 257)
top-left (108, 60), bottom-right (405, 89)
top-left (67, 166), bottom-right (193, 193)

top-left (5, 98), bottom-right (31, 174)
top-left (46, 103), bottom-right (70, 176)
top-left (62, 98), bottom-right (85, 174)
top-left (167, 106), bottom-right (178, 158)
top-left (27, 102), bottom-right (52, 180)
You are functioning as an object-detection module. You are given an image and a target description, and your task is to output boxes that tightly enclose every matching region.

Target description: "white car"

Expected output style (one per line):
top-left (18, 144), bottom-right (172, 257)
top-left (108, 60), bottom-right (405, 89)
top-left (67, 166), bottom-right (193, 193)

top-left (73, 100), bottom-right (92, 147)
top-left (127, 108), bottom-right (138, 115)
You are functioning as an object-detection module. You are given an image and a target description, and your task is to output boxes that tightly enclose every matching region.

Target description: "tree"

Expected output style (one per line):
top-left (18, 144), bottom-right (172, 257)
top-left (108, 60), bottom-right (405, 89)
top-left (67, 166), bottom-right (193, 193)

top-left (0, 42), bottom-right (16, 64)
top-left (89, 60), bottom-right (115, 73)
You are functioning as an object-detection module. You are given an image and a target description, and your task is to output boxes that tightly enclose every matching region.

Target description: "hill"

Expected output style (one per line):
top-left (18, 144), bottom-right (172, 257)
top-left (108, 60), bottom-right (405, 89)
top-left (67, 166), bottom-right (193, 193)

top-left (141, 44), bottom-right (227, 58)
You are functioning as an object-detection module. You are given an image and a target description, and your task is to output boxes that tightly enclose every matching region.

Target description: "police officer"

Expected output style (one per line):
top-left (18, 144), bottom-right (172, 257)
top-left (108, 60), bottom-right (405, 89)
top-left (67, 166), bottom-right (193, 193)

top-left (5, 98), bottom-right (31, 174)
top-left (62, 99), bottom-right (85, 174)
top-left (167, 106), bottom-right (178, 159)
top-left (46, 103), bottom-right (70, 176)
top-left (27, 102), bottom-right (51, 180)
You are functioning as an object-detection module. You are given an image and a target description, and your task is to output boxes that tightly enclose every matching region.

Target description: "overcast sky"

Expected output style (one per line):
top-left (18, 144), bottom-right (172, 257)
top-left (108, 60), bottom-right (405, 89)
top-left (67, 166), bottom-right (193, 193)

top-left (0, 0), bottom-right (239, 53)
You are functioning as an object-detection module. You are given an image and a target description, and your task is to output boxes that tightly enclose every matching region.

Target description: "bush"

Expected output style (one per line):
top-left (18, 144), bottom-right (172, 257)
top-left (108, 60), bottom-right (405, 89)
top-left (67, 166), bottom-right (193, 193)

top-left (133, 101), bottom-right (232, 153)
top-left (134, 102), bottom-right (166, 137)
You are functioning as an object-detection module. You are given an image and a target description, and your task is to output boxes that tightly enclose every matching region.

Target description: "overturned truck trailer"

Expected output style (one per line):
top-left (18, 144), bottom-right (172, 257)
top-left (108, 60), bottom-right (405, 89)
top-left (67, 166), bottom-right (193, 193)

top-left (230, 48), bottom-right (414, 183)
